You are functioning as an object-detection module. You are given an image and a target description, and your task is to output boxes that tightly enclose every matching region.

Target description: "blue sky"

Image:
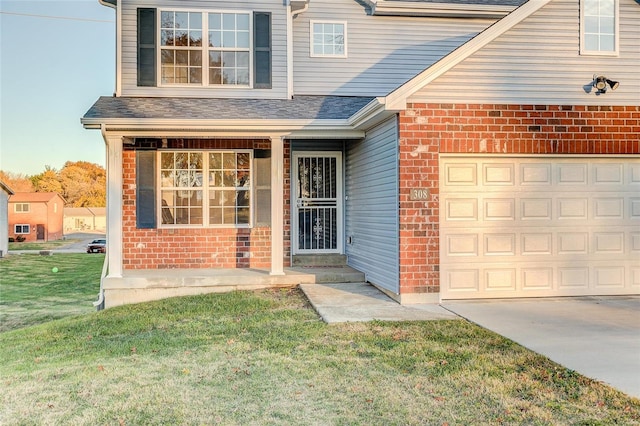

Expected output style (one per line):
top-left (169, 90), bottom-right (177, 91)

top-left (0, 0), bottom-right (115, 176)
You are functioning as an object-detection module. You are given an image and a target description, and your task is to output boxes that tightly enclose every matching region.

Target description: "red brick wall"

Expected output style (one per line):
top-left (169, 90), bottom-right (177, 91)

top-left (122, 139), bottom-right (291, 270)
top-left (398, 103), bottom-right (640, 295)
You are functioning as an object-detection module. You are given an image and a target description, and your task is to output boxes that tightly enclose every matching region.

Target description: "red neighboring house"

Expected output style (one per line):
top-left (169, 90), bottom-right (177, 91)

top-left (8, 193), bottom-right (65, 242)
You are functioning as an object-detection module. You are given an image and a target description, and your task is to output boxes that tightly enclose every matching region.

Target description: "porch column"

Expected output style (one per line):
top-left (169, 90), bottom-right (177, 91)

top-left (270, 135), bottom-right (285, 275)
top-left (104, 132), bottom-right (123, 278)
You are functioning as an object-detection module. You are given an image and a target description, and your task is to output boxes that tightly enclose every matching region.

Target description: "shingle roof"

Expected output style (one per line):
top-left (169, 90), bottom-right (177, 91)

top-left (9, 192), bottom-right (63, 203)
top-left (83, 96), bottom-right (376, 122)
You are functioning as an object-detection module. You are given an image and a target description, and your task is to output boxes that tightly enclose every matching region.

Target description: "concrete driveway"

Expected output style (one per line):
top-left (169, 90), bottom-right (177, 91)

top-left (443, 297), bottom-right (640, 399)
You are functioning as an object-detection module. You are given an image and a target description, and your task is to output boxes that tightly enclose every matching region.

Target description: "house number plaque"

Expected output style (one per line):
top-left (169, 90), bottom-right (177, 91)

top-left (410, 188), bottom-right (430, 200)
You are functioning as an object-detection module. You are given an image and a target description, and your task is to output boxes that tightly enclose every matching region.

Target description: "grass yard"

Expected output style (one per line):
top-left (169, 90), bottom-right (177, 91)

top-left (8, 238), bottom-right (81, 251)
top-left (1, 263), bottom-right (639, 425)
top-left (0, 254), bottom-right (103, 331)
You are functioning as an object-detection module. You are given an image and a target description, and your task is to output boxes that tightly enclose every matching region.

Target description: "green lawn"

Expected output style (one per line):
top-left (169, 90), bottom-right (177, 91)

top-left (0, 254), bottom-right (103, 331)
top-left (8, 239), bottom-right (81, 251)
top-left (0, 255), bottom-right (638, 425)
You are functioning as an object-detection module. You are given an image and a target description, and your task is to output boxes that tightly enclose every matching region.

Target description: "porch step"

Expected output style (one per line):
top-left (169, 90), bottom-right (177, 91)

top-left (292, 254), bottom-right (348, 267)
top-left (288, 265), bottom-right (365, 284)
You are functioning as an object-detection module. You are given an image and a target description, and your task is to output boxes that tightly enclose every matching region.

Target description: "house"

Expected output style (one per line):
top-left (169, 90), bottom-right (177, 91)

top-left (0, 181), bottom-right (14, 257)
top-left (82, 0), bottom-right (639, 309)
top-left (8, 193), bottom-right (65, 242)
top-left (64, 207), bottom-right (107, 233)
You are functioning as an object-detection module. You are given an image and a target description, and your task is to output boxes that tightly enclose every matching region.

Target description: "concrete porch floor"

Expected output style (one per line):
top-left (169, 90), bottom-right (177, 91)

top-left (102, 265), bottom-right (365, 308)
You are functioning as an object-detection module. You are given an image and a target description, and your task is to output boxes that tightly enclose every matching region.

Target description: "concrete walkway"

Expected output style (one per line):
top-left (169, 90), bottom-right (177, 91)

top-left (299, 282), bottom-right (457, 323)
top-left (443, 297), bottom-right (640, 399)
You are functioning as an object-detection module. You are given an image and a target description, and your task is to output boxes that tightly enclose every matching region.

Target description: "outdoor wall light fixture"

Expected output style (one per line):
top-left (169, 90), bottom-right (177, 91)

top-left (593, 75), bottom-right (619, 94)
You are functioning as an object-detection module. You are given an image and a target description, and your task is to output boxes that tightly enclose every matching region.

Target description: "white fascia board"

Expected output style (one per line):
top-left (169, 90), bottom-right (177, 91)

top-left (348, 97), bottom-right (397, 130)
top-left (372, 2), bottom-right (516, 18)
top-left (384, 0), bottom-right (553, 111)
top-left (83, 118), bottom-right (364, 138)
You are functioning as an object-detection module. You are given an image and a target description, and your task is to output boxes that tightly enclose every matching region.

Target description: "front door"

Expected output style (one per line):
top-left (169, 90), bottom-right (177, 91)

top-left (293, 152), bottom-right (343, 254)
top-left (36, 224), bottom-right (45, 240)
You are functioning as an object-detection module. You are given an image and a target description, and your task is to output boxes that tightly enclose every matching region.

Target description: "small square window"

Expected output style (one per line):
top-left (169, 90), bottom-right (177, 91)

top-left (310, 21), bottom-right (346, 58)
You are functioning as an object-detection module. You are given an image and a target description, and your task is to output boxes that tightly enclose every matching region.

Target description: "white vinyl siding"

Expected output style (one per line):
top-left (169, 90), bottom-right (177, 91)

top-left (293, 0), bottom-right (493, 96)
top-left (410, 0), bottom-right (639, 105)
top-left (345, 117), bottom-right (399, 293)
top-left (440, 156), bottom-right (640, 299)
top-left (120, 0), bottom-right (287, 98)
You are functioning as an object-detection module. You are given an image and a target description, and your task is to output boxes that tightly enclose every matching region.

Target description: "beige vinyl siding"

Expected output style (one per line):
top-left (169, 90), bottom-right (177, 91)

top-left (120, 0), bottom-right (288, 98)
top-left (410, 0), bottom-right (640, 105)
top-left (292, 0), bottom-right (495, 97)
top-left (345, 116), bottom-right (399, 293)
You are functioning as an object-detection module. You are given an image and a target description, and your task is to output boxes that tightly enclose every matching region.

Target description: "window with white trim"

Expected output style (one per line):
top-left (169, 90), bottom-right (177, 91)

top-left (160, 10), bottom-right (251, 86)
top-left (311, 21), bottom-right (346, 57)
top-left (14, 203), bottom-right (30, 213)
top-left (15, 224), bottom-right (30, 234)
top-left (581, 0), bottom-right (618, 55)
top-left (159, 150), bottom-right (252, 227)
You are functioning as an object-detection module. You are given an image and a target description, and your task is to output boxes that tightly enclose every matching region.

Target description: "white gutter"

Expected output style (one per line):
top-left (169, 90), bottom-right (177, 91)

top-left (286, 1), bottom-right (310, 99)
top-left (362, 0), bottom-right (516, 18)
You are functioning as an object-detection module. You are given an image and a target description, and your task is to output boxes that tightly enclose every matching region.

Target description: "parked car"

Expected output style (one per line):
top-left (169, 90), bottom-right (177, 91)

top-left (86, 239), bottom-right (106, 254)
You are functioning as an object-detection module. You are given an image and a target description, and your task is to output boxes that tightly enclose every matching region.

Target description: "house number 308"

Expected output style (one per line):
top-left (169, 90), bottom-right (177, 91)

top-left (409, 189), bottom-right (430, 201)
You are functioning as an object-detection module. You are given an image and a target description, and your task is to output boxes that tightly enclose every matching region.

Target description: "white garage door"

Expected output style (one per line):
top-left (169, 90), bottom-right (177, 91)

top-left (440, 156), bottom-right (640, 300)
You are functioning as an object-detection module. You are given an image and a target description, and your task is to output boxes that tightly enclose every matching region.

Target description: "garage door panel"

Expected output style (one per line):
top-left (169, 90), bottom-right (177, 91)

top-left (520, 163), bottom-right (552, 185)
top-left (557, 163), bottom-right (588, 184)
top-left (630, 198), bottom-right (640, 218)
top-left (440, 156), bottom-right (639, 299)
top-left (483, 163), bottom-right (514, 185)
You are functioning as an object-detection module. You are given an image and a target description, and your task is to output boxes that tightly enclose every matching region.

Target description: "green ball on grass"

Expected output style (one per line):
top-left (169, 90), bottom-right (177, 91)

top-left (51, 267), bottom-right (59, 273)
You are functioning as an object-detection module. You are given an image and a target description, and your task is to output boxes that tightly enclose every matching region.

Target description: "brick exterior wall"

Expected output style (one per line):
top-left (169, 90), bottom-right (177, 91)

top-left (8, 197), bottom-right (64, 242)
top-left (122, 139), bottom-right (291, 270)
top-left (398, 103), bottom-right (640, 296)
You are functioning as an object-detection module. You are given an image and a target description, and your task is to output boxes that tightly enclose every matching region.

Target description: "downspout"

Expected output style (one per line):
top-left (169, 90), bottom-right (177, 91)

top-left (93, 124), bottom-right (110, 311)
top-left (287, 1), bottom-right (309, 99)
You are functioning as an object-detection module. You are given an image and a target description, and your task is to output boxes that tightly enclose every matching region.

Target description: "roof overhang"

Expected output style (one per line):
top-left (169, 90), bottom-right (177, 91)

top-left (361, 0), bottom-right (519, 18)
top-left (82, 118), bottom-right (366, 139)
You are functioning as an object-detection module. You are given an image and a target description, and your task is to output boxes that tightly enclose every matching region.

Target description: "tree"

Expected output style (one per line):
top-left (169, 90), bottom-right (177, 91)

top-left (0, 170), bottom-right (34, 192)
top-left (59, 161), bottom-right (106, 207)
top-left (1, 162), bottom-right (106, 206)
top-left (31, 167), bottom-right (63, 194)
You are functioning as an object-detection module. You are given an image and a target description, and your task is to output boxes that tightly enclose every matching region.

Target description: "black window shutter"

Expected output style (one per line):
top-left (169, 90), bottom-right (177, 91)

top-left (136, 150), bottom-right (156, 229)
top-left (137, 8), bottom-right (157, 87)
top-left (254, 12), bottom-right (272, 89)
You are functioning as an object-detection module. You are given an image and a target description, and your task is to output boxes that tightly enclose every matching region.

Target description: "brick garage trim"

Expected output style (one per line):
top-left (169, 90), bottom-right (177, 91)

top-left (398, 103), bottom-right (640, 295)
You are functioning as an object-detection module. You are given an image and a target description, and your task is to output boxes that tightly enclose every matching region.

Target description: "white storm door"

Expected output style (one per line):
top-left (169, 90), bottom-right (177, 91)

top-left (293, 152), bottom-right (343, 254)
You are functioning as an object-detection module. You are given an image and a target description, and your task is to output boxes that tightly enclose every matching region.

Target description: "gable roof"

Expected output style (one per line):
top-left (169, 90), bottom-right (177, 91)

top-left (362, 0), bottom-right (525, 17)
top-left (383, 0), bottom-right (552, 110)
top-left (9, 192), bottom-right (64, 203)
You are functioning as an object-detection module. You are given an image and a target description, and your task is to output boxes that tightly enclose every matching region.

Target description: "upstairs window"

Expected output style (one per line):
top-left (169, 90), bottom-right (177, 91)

top-left (138, 9), bottom-right (271, 88)
top-left (160, 11), bottom-right (250, 86)
top-left (14, 203), bottom-right (30, 213)
top-left (311, 21), bottom-right (346, 58)
top-left (581, 0), bottom-right (618, 55)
